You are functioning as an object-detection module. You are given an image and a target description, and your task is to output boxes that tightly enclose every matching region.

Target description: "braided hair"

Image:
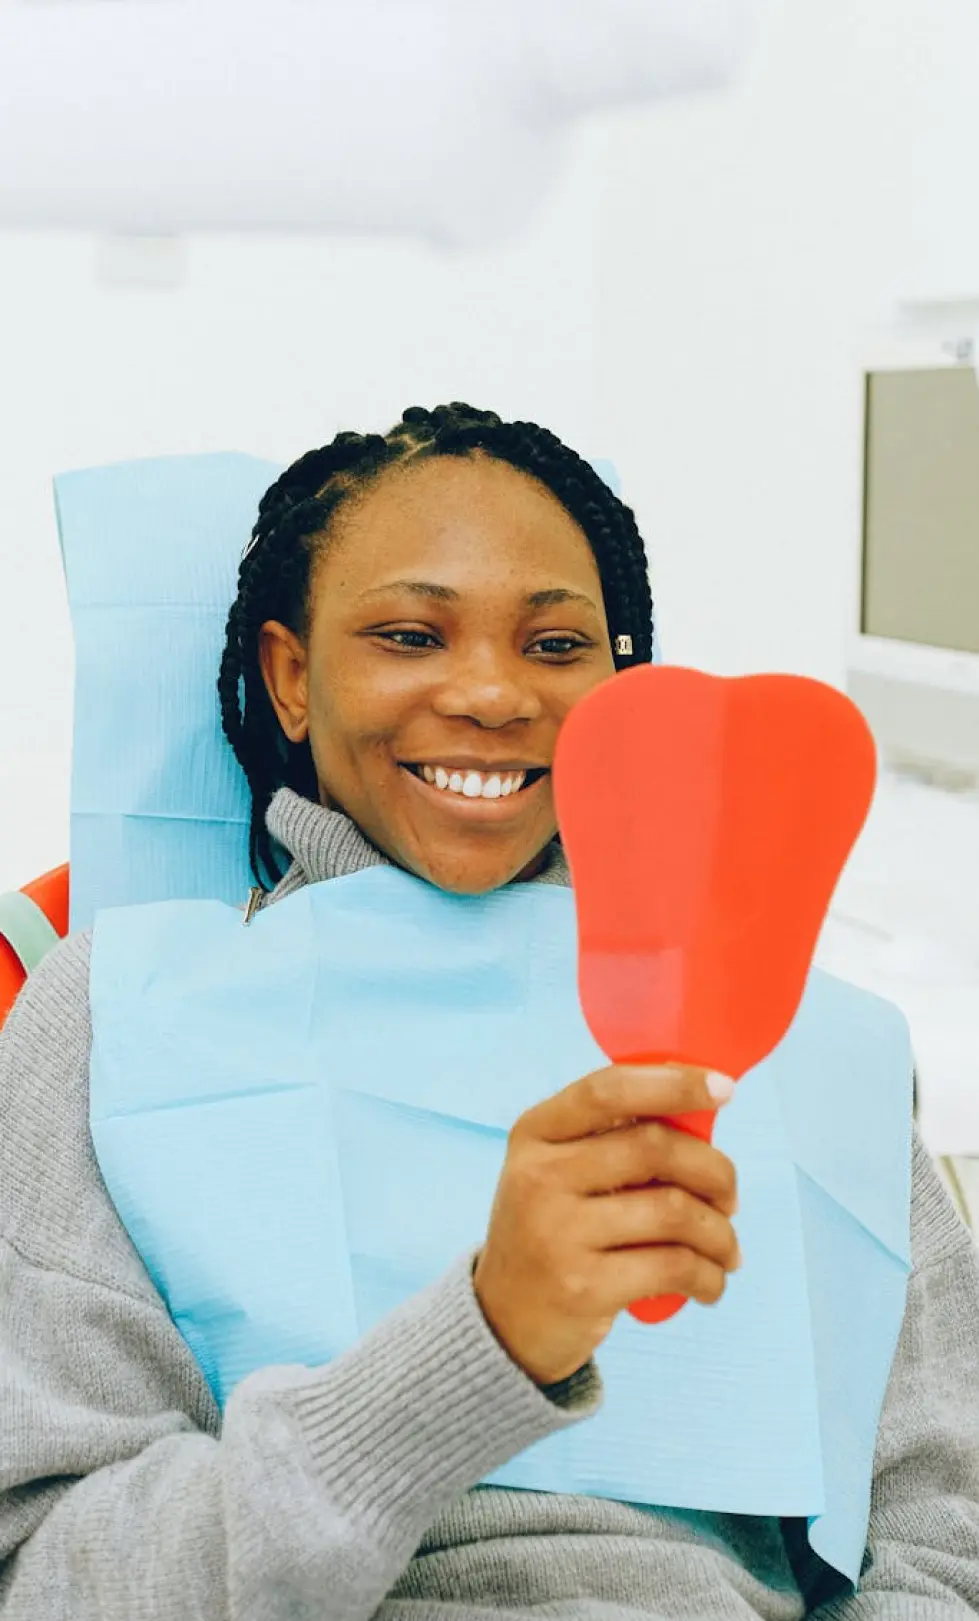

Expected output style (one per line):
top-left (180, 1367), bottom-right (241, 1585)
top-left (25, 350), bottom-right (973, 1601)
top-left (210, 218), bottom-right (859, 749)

top-left (218, 403), bottom-right (655, 888)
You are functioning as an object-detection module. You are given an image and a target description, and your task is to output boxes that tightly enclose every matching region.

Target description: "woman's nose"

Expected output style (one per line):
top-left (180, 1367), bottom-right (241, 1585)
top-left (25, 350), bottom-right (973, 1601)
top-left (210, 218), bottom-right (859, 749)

top-left (431, 648), bottom-right (543, 728)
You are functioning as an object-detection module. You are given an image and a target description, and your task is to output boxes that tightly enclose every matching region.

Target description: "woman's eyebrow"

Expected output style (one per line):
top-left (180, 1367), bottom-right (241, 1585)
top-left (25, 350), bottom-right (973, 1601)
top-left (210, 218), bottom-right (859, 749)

top-left (360, 579), bottom-right (459, 603)
top-left (359, 581), bottom-right (599, 612)
top-left (526, 587), bottom-right (599, 612)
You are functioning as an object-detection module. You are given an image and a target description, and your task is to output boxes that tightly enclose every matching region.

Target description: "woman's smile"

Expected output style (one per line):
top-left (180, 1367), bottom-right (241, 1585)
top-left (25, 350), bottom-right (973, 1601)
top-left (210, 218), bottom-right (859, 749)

top-left (398, 757), bottom-right (552, 823)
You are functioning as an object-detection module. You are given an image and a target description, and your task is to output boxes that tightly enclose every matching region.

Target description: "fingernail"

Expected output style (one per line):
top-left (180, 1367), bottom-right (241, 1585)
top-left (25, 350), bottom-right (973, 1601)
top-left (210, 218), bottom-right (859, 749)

top-left (706, 1072), bottom-right (735, 1104)
top-left (731, 1243), bottom-right (744, 1271)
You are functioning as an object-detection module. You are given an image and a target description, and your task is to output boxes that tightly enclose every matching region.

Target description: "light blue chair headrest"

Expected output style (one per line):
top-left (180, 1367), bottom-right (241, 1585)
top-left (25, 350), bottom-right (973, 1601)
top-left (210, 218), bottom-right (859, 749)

top-left (55, 452), bottom-right (645, 931)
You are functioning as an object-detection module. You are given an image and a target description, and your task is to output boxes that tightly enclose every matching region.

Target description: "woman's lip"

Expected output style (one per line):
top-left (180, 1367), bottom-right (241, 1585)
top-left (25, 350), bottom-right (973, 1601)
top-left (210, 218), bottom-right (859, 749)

top-left (402, 761), bottom-right (550, 774)
top-left (399, 764), bottom-right (548, 819)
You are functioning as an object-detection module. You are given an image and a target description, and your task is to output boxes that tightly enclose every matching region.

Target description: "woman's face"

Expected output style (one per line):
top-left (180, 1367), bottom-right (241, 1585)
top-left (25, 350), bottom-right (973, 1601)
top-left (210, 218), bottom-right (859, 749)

top-left (259, 453), bottom-right (617, 893)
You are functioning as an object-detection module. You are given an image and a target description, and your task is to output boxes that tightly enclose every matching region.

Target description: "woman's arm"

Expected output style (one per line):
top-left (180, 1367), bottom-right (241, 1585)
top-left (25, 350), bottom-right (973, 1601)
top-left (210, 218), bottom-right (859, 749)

top-left (0, 934), bottom-right (598, 1621)
top-left (806, 1133), bottom-right (979, 1617)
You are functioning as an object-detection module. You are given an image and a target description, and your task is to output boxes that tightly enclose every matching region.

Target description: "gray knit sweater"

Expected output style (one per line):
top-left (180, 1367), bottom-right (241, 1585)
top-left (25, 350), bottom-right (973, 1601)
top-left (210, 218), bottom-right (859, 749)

top-left (1, 790), bottom-right (978, 1620)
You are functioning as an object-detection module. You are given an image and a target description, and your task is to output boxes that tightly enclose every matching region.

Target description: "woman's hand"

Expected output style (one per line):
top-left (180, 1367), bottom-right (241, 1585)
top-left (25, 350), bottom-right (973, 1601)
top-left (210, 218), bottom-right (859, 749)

top-left (472, 1064), bottom-right (740, 1387)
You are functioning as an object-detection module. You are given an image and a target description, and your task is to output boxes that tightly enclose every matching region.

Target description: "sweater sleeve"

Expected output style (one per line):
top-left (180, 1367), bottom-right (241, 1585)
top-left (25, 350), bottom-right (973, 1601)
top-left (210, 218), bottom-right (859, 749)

top-left (806, 1133), bottom-right (979, 1619)
top-left (0, 933), bottom-right (601, 1621)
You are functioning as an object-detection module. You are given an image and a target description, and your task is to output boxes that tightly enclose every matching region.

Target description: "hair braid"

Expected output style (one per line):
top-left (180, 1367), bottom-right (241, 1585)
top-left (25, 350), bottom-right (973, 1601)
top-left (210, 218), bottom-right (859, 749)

top-left (219, 403), bottom-right (655, 888)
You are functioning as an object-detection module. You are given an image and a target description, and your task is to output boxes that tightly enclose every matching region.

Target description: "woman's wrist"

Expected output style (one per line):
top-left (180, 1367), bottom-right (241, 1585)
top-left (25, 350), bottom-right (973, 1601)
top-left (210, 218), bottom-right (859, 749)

top-left (470, 1249), bottom-right (596, 1403)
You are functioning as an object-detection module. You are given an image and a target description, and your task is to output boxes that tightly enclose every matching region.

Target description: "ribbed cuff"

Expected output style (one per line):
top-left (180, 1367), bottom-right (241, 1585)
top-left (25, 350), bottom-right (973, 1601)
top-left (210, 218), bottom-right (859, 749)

top-left (272, 1252), bottom-right (602, 1536)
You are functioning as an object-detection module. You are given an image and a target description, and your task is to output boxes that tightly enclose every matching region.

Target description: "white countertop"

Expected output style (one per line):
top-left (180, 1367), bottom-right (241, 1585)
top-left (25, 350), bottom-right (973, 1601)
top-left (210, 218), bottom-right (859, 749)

top-left (815, 770), bottom-right (979, 1156)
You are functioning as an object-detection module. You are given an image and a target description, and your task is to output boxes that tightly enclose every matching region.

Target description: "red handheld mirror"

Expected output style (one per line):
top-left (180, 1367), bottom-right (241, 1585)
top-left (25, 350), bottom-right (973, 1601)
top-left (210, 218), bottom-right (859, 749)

top-left (552, 666), bottom-right (877, 1324)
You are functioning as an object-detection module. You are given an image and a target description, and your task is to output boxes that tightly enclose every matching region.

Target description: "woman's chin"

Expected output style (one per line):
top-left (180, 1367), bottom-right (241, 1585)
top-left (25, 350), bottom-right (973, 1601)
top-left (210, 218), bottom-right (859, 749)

top-left (403, 839), bottom-right (552, 897)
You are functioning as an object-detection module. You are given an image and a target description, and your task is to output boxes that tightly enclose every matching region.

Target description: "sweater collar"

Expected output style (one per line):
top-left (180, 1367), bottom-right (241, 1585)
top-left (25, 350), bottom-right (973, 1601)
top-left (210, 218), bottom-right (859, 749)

top-left (264, 787), bottom-right (570, 898)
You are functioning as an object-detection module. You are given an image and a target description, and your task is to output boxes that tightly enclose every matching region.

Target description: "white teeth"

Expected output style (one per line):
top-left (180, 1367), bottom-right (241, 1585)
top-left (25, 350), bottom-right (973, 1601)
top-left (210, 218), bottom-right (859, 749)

top-left (413, 765), bottom-right (530, 799)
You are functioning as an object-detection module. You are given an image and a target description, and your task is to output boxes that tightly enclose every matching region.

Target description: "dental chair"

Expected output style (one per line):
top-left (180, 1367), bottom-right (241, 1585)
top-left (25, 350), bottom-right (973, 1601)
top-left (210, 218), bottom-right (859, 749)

top-left (0, 864), bottom-right (69, 1026)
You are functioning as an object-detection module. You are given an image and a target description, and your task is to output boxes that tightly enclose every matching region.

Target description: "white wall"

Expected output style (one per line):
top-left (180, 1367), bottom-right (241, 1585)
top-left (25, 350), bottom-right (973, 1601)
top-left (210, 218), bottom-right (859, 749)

top-left (905, 0), bottom-right (979, 303)
top-left (0, 0), bottom-right (927, 892)
top-left (594, 0), bottom-right (918, 678)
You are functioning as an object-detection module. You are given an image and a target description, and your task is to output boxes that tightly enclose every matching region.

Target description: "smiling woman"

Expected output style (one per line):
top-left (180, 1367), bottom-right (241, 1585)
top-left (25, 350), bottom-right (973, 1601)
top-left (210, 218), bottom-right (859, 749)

top-left (219, 403), bottom-right (654, 894)
top-left (3, 404), bottom-right (978, 1621)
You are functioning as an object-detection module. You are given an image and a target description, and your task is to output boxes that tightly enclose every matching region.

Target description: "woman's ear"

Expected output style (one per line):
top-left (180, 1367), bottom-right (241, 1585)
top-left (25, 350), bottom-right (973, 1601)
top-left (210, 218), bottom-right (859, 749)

top-left (257, 621), bottom-right (310, 744)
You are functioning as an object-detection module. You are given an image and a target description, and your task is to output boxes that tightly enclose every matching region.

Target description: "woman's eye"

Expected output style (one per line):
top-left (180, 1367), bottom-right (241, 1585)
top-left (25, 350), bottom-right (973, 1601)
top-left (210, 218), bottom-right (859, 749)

top-left (531, 636), bottom-right (589, 658)
top-left (377, 629), bottom-right (441, 650)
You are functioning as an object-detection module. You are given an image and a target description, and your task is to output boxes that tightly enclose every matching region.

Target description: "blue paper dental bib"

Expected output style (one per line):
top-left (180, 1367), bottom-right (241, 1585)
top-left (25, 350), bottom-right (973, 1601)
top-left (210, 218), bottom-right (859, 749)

top-left (89, 870), bottom-right (913, 1584)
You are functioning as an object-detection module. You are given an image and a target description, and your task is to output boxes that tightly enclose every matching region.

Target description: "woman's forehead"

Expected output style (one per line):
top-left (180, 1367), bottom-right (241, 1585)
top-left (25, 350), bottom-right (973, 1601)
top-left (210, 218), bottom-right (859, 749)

top-left (318, 454), bottom-right (601, 596)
